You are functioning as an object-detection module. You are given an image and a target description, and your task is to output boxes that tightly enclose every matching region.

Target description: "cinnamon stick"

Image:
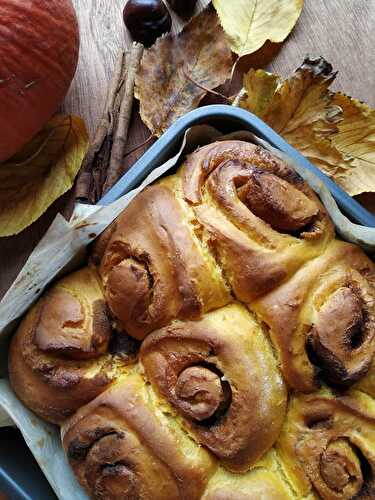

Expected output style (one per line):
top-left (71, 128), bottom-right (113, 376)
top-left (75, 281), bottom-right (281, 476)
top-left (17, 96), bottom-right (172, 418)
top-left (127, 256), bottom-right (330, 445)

top-left (103, 43), bottom-right (144, 193)
top-left (75, 50), bottom-right (127, 203)
top-left (75, 43), bottom-right (145, 203)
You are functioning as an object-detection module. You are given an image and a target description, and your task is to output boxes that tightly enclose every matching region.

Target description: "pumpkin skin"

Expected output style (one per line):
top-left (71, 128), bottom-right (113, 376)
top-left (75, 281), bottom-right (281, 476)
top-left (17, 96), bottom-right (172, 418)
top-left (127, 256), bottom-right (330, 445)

top-left (0, 0), bottom-right (79, 162)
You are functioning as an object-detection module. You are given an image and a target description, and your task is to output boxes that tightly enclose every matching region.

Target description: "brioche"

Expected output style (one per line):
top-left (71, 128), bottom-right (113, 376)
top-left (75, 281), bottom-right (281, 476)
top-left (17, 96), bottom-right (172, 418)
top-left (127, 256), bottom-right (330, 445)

top-left (99, 179), bottom-right (231, 340)
top-left (62, 372), bottom-right (216, 500)
top-left (8, 140), bottom-right (375, 499)
top-left (253, 240), bottom-right (375, 392)
top-left (277, 390), bottom-right (375, 499)
top-left (140, 303), bottom-right (286, 472)
top-left (8, 267), bottom-right (137, 423)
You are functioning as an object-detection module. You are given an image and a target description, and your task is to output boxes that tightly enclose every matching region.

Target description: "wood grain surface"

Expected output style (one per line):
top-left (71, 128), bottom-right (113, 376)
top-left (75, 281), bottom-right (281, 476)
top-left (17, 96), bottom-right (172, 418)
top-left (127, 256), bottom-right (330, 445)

top-left (0, 0), bottom-right (374, 298)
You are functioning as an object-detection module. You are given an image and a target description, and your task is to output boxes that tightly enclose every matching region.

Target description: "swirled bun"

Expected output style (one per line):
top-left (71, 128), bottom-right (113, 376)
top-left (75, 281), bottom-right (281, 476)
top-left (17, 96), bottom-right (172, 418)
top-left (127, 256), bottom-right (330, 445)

top-left (277, 389), bottom-right (375, 499)
top-left (183, 141), bottom-right (334, 303)
top-left (253, 240), bottom-right (375, 392)
top-left (62, 372), bottom-right (216, 500)
top-left (99, 178), bottom-right (231, 340)
top-left (8, 267), bottom-right (137, 423)
top-left (140, 303), bottom-right (286, 472)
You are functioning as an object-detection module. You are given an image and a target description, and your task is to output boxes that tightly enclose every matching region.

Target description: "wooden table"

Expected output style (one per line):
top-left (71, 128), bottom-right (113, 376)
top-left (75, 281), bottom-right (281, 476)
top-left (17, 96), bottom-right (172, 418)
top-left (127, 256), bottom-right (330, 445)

top-left (0, 0), bottom-right (374, 298)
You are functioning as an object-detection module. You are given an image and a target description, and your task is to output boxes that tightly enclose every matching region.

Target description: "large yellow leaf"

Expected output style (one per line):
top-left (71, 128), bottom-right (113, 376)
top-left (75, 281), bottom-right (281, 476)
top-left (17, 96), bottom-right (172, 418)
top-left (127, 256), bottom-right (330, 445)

top-left (238, 58), bottom-right (375, 198)
top-left (331, 94), bottom-right (375, 196)
top-left (0, 115), bottom-right (89, 237)
top-left (238, 57), bottom-right (350, 181)
top-left (212, 0), bottom-right (304, 57)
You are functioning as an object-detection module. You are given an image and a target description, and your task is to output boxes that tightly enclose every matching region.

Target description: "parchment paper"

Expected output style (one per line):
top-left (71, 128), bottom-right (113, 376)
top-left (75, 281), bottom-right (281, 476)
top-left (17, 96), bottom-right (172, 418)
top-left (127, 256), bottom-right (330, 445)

top-left (0, 379), bottom-right (89, 499)
top-left (0, 125), bottom-right (374, 499)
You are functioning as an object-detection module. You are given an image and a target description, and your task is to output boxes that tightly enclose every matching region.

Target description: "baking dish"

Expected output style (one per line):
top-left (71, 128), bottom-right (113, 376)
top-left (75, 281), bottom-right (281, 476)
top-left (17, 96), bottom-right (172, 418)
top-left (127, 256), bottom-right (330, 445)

top-left (1, 103), bottom-right (375, 500)
top-left (100, 105), bottom-right (375, 227)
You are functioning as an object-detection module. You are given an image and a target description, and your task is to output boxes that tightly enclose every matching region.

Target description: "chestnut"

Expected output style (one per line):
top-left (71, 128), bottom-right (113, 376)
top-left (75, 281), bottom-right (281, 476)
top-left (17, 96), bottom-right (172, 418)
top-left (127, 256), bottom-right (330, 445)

top-left (166, 0), bottom-right (197, 18)
top-left (123, 0), bottom-right (172, 47)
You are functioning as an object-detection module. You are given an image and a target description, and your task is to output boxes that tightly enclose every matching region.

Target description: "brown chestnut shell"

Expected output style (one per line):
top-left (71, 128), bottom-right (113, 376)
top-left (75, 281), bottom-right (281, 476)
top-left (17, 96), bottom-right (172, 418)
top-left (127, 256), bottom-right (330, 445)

top-left (123, 0), bottom-right (172, 47)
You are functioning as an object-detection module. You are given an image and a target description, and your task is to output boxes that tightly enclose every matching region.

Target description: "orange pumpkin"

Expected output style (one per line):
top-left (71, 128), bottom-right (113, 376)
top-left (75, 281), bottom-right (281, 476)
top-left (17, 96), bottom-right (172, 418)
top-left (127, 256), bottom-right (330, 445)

top-left (0, 0), bottom-right (79, 162)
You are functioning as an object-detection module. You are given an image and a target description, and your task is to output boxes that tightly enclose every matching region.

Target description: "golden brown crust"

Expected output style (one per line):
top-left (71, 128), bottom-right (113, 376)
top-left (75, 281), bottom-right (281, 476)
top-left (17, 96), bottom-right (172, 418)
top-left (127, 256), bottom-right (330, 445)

top-left (34, 288), bottom-right (110, 359)
top-left (8, 267), bottom-right (136, 424)
top-left (183, 141), bottom-right (334, 303)
top-left (62, 373), bottom-right (216, 500)
top-left (253, 240), bottom-right (375, 392)
top-left (236, 168), bottom-right (319, 232)
top-left (277, 390), bottom-right (375, 500)
top-left (183, 140), bottom-right (292, 204)
top-left (99, 181), bottom-right (230, 339)
top-left (202, 451), bottom-right (293, 500)
top-left (140, 303), bottom-right (287, 472)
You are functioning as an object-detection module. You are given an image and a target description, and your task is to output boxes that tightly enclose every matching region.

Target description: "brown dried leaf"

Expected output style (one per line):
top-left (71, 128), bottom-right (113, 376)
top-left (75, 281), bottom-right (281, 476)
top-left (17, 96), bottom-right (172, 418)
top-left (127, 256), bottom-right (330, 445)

top-left (258, 58), bottom-right (340, 135)
top-left (135, 7), bottom-right (232, 137)
top-left (238, 57), bottom-right (350, 180)
top-left (238, 58), bottom-right (375, 197)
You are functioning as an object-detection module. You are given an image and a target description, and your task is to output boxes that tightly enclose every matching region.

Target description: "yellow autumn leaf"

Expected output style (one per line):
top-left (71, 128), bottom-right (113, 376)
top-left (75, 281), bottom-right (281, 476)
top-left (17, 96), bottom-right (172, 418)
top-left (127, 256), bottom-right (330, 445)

top-left (240, 69), bottom-right (279, 117)
top-left (238, 57), bottom-right (350, 180)
top-left (331, 94), bottom-right (375, 196)
top-left (0, 115), bottom-right (89, 237)
top-left (212, 0), bottom-right (304, 57)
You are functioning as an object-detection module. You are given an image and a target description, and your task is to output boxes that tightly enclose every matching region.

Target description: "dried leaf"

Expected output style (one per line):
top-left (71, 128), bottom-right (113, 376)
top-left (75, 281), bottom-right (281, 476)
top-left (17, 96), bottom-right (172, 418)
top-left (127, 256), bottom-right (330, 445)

top-left (240, 69), bottom-right (279, 117)
top-left (257, 59), bottom-right (340, 135)
top-left (0, 115), bottom-right (89, 237)
top-left (135, 7), bottom-right (232, 137)
top-left (238, 57), bottom-right (375, 197)
top-left (331, 94), bottom-right (375, 196)
top-left (212, 0), bottom-right (304, 57)
top-left (238, 57), bottom-right (350, 180)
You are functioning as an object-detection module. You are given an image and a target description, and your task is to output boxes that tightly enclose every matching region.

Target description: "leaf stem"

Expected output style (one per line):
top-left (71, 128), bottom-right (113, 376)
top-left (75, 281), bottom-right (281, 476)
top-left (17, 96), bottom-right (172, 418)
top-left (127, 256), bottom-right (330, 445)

top-left (182, 68), bottom-right (233, 103)
top-left (123, 134), bottom-right (154, 159)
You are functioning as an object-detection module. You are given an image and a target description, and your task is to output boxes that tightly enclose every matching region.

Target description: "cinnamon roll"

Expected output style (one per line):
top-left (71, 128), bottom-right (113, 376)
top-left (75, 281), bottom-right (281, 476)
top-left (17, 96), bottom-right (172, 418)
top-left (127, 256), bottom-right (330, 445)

top-left (62, 372), bottom-right (216, 500)
top-left (277, 390), bottom-right (375, 499)
top-left (253, 240), bottom-right (375, 392)
top-left (99, 177), bottom-right (231, 340)
top-left (140, 303), bottom-right (287, 472)
top-left (8, 267), bottom-right (137, 423)
top-left (183, 140), bottom-right (334, 303)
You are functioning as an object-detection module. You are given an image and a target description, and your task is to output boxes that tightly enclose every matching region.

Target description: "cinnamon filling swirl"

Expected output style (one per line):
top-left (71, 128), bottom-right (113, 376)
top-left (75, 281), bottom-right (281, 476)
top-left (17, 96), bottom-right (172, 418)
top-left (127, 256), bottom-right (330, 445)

top-left (236, 168), bottom-right (319, 233)
top-left (307, 282), bottom-right (375, 386)
top-left (174, 364), bottom-right (232, 423)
